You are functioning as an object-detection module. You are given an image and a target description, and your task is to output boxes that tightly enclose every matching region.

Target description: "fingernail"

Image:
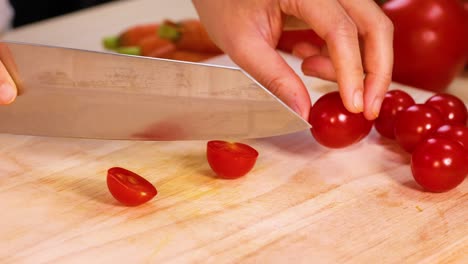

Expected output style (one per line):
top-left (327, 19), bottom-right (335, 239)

top-left (371, 96), bottom-right (383, 118)
top-left (0, 83), bottom-right (16, 104)
top-left (353, 89), bottom-right (364, 112)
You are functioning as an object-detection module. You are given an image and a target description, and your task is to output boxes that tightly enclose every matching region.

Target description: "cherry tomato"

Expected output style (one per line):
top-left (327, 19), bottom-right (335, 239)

top-left (308, 91), bottom-right (373, 148)
top-left (432, 124), bottom-right (468, 150)
top-left (411, 137), bottom-right (467, 192)
top-left (393, 104), bottom-right (444, 152)
top-left (374, 89), bottom-right (415, 139)
top-left (107, 167), bottom-right (157, 206)
top-left (381, 0), bottom-right (468, 92)
top-left (424, 93), bottom-right (467, 125)
top-left (276, 30), bottom-right (324, 53)
top-left (207, 140), bottom-right (259, 179)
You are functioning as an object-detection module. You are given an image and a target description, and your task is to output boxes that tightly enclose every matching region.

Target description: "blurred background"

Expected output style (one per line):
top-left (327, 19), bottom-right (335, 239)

top-left (10, 0), bottom-right (117, 27)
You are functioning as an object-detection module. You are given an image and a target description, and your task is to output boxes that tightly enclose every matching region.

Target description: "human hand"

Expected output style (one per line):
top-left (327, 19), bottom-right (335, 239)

top-left (0, 60), bottom-right (17, 104)
top-left (192, 0), bottom-right (394, 120)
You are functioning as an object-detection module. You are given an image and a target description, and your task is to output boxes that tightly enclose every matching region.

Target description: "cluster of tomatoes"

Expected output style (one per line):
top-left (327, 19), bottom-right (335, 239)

top-left (106, 89), bottom-right (467, 206)
top-left (309, 89), bottom-right (468, 193)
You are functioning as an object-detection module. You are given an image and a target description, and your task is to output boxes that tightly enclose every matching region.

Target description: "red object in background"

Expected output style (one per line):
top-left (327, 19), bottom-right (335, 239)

top-left (308, 91), bottom-right (374, 148)
top-left (381, 0), bottom-right (468, 92)
top-left (159, 19), bottom-right (223, 54)
top-left (276, 30), bottom-right (324, 53)
top-left (374, 89), bottom-right (415, 139)
top-left (411, 137), bottom-right (467, 192)
top-left (206, 140), bottom-right (259, 179)
top-left (107, 167), bottom-right (157, 206)
top-left (118, 23), bottom-right (159, 47)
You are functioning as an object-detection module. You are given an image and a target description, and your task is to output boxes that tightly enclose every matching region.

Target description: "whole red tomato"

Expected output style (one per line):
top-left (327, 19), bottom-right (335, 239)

top-left (374, 89), bottom-right (415, 139)
top-left (411, 137), bottom-right (467, 192)
top-left (309, 91), bottom-right (374, 148)
top-left (425, 93), bottom-right (468, 125)
top-left (207, 140), bottom-right (259, 179)
top-left (381, 0), bottom-right (468, 92)
top-left (393, 104), bottom-right (444, 152)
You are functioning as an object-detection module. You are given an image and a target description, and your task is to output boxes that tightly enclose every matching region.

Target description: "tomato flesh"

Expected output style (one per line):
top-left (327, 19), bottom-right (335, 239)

top-left (207, 140), bottom-right (259, 179)
top-left (411, 137), bottom-right (467, 192)
top-left (425, 93), bottom-right (467, 125)
top-left (107, 167), bottom-right (157, 206)
top-left (309, 91), bottom-right (373, 148)
top-left (375, 89), bottom-right (415, 139)
top-left (394, 104), bottom-right (444, 152)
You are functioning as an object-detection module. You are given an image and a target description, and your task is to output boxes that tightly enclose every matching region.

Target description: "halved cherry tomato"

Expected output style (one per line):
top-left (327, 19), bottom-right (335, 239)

top-left (393, 104), bottom-right (444, 152)
top-left (107, 167), bottom-right (157, 206)
top-left (207, 140), bottom-right (258, 179)
top-left (374, 89), bottom-right (415, 139)
top-left (432, 124), bottom-right (468, 150)
top-left (424, 93), bottom-right (467, 125)
top-left (411, 137), bottom-right (467, 192)
top-left (308, 91), bottom-right (373, 148)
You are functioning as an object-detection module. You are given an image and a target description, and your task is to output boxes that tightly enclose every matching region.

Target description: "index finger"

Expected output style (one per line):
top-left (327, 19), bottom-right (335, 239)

top-left (281, 0), bottom-right (365, 113)
top-left (338, 0), bottom-right (394, 120)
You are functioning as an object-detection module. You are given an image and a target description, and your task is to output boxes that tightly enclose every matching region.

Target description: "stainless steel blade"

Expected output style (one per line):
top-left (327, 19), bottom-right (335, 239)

top-left (0, 41), bottom-right (310, 141)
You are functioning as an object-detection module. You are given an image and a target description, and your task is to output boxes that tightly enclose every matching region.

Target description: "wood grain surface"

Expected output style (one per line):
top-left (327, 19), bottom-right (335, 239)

top-left (1, 0), bottom-right (467, 263)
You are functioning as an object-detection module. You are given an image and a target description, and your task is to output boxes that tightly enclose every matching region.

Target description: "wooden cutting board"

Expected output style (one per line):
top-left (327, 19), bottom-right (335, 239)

top-left (1, 0), bottom-right (467, 263)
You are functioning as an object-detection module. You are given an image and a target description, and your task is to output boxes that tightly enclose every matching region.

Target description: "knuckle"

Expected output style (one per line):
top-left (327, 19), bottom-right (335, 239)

top-left (377, 15), bottom-right (394, 33)
top-left (265, 76), bottom-right (289, 99)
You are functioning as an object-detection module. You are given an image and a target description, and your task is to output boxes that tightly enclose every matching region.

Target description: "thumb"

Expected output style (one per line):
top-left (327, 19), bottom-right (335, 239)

top-left (0, 60), bottom-right (17, 104)
top-left (226, 38), bottom-right (311, 120)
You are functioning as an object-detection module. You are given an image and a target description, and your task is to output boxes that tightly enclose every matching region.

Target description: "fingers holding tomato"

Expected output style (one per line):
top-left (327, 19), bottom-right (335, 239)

top-left (308, 91), bottom-right (374, 149)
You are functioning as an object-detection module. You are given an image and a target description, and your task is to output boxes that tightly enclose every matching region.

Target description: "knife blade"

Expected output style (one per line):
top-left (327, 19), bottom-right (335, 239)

top-left (0, 41), bottom-right (310, 141)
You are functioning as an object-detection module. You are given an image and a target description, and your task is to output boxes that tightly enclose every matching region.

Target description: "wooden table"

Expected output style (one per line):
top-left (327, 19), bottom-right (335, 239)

top-left (1, 0), bottom-right (467, 263)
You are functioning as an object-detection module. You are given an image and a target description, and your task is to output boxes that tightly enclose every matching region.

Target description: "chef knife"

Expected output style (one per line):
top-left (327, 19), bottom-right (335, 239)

top-left (0, 41), bottom-right (310, 141)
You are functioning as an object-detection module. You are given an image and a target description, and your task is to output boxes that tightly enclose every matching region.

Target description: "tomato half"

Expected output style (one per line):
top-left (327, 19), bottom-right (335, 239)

top-left (411, 137), bottom-right (467, 192)
top-left (393, 104), bottom-right (444, 152)
top-left (381, 0), bottom-right (468, 92)
top-left (424, 93), bottom-right (467, 125)
top-left (374, 89), bottom-right (415, 139)
top-left (107, 167), bottom-right (157, 206)
top-left (207, 140), bottom-right (259, 179)
top-left (308, 91), bottom-right (374, 148)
